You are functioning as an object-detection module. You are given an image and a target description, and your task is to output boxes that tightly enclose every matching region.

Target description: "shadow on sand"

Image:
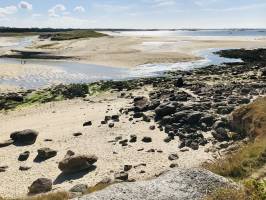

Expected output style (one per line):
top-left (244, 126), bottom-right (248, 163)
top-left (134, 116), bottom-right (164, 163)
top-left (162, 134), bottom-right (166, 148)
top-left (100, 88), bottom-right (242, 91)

top-left (54, 165), bottom-right (97, 185)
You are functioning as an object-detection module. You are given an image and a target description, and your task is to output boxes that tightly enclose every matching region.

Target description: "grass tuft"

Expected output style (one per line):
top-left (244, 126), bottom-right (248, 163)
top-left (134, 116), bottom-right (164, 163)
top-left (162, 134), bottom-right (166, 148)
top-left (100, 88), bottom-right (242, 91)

top-left (206, 179), bottom-right (266, 200)
top-left (205, 137), bottom-right (266, 179)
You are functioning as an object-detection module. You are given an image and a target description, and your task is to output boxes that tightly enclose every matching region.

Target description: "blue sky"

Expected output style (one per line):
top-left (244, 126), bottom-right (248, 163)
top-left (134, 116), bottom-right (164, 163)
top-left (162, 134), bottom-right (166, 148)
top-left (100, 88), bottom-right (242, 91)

top-left (0, 0), bottom-right (265, 28)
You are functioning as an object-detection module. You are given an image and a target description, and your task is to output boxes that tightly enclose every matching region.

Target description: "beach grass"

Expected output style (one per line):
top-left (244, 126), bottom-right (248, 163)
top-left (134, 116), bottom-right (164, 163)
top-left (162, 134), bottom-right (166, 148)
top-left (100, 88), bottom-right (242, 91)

top-left (204, 137), bottom-right (266, 179)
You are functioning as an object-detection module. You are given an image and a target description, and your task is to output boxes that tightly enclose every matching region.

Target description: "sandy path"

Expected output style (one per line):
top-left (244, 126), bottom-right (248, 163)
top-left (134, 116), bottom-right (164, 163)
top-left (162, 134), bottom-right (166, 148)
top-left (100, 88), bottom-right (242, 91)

top-left (0, 88), bottom-right (212, 198)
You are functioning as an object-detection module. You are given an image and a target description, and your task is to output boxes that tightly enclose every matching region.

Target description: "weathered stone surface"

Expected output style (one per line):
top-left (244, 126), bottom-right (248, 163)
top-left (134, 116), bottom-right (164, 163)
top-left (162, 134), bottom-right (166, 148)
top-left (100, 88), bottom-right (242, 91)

top-left (18, 151), bottom-right (30, 161)
top-left (58, 151), bottom-right (98, 173)
top-left (28, 178), bottom-right (52, 194)
top-left (76, 168), bottom-right (237, 200)
top-left (10, 129), bottom-right (38, 145)
top-left (36, 148), bottom-right (57, 160)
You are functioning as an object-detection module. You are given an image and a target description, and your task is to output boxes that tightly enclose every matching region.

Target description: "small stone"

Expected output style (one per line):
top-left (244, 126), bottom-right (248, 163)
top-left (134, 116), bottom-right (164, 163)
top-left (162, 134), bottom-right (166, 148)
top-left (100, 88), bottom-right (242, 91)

top-left (149, 125), bottom-right (156, 130)
top-left (114, 172), bottom-right (128, 181)
top-left (142, 137), bottom-right (152, 143)
top-left (147, 149), bottom-right (155, 153)
top-left (0, 166), bottom-right (8, 172)
top-left (169, 163), bottom-right (179, 168)
top-left (73, 132), bottom-right (82, 137)
top-left (168, 153), bottom-right (179, 161)
top-left (36, 148), bottom-right (57, 160)
top-left (180, 148), bottom-right (189, 152)
top-left (164, 136), bottom-right (172, 143)
top-left (108, 123), bottom-right (115, 128)
top-left (190, 142), bottom-right (199, 150)
top-left (124, 165), bottom-right (133, 172)
top-left (129, 135), bottom-right (137, 143)
top-left (83, 121), bottom-right (92, 126)
top-left (18, 151), bottom-right (30, 161)
top-left (19, 166), bottom-right (31, 171)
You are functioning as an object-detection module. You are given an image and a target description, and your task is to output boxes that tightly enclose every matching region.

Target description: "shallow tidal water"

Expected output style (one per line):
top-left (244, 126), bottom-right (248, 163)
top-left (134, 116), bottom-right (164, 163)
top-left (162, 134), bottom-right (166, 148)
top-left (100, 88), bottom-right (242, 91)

top-left (0, 48), bottom-right (242, 90)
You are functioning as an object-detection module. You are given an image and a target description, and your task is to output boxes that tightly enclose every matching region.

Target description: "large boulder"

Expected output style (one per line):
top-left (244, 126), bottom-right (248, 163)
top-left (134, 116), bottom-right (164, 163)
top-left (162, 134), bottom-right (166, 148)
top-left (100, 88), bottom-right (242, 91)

top-left (28, 178), bottom-right (52, 194)
top-left (76, 168), bottom-right (237, 200)
top-left (58, 151), bottom-right (98, 173)
top-left (10, 129), bottom-right (38, 145)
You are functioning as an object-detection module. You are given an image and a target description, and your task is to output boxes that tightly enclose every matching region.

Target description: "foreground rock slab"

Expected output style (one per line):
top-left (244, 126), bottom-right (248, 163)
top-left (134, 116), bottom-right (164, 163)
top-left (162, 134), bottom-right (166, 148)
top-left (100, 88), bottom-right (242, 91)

top-left (76, 168), bottom-right (236, 200)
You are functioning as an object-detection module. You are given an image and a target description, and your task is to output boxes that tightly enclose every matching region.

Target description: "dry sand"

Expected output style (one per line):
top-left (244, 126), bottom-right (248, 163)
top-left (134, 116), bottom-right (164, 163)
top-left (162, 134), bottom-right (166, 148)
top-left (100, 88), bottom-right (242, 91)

top-left (27, 34), bottom-right (266, 68)
top-left (0, 88), bottom-right (213, 198)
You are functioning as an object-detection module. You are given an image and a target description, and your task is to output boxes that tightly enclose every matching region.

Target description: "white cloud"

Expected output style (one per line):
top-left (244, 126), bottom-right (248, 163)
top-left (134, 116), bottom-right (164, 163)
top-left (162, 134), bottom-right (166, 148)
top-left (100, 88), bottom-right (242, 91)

top-left (48, 4), bottom-right (66, 17)
top-left (153, 0), bottom-right (177, 7)
top-left (74, 6), bottom-right (85, 13)
top-left (18, 1), bottom-right (33, 10)
top-left (0, 5), bottom-right (17, 18)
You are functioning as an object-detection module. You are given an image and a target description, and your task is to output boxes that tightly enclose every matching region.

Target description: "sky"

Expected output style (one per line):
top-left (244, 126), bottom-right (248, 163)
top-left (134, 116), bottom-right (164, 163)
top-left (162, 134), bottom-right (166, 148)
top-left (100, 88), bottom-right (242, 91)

top-left (0, 0), bottom-right (266, 29)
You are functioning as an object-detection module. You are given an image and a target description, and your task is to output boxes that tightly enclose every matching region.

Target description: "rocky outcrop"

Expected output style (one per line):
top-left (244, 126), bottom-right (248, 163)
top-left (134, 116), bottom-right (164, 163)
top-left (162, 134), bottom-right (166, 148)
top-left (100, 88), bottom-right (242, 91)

top-left (230, 97), bottom-right (266, 138)
top-left (76, 168), bottom-right (237, 200)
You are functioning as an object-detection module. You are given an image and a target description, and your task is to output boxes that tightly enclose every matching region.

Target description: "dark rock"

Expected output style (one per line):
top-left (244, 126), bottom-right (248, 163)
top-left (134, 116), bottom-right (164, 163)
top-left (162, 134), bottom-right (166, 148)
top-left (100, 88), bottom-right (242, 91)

top-left (164, 136), bottom-right (173, 143)
top-left (212, 128), bottom-right (229, 141)
top-left (28, 178), bottom-right (52, 194)
top-left (18, 151), bottom-right (30, 161)
top-left (58, 151), bottom-right (98, 173)
top-left (174, 76), bottom-right (184, 87)
top-left (0, 139), bottom-right (14, 148)
top-left (10, 129), bottom-right (38, 145)
top-left (83, 121), bottom-right (92, 126)
top-left (142, 137), bottom-right (152, 143)
top-left (114, 172), bottom-right (128, 181)
top-left (187, 112), bottom-right (202, 124)
top-left (168, 153), bottom-right (179, 161)
top-left (36, 148), bottom-right (57, 160)
top-left (108, 123), bottom-right (115, 128)
top-left (73, 132), bottom-right (82, 137)
top-left (149, 125), bottom-right (156, 130)
top-left (155, 103), bottom-right (176, 119)
top-left (169, 163), bottom-right (179, 168)
top-left (190, 142), bottom-right (199, 150)
top-left (19, 166), bottom-right (31, 171)
top-left (111, 115), bottom-right (120, 122)
top-left (133, 112), bottom-right (144, 118)
top-left (0, 166), bottom-right (8, 172)
top-left (129, 135), bottom-right (137, 143)
top-left (124, 165), bottom-right (133, 172)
